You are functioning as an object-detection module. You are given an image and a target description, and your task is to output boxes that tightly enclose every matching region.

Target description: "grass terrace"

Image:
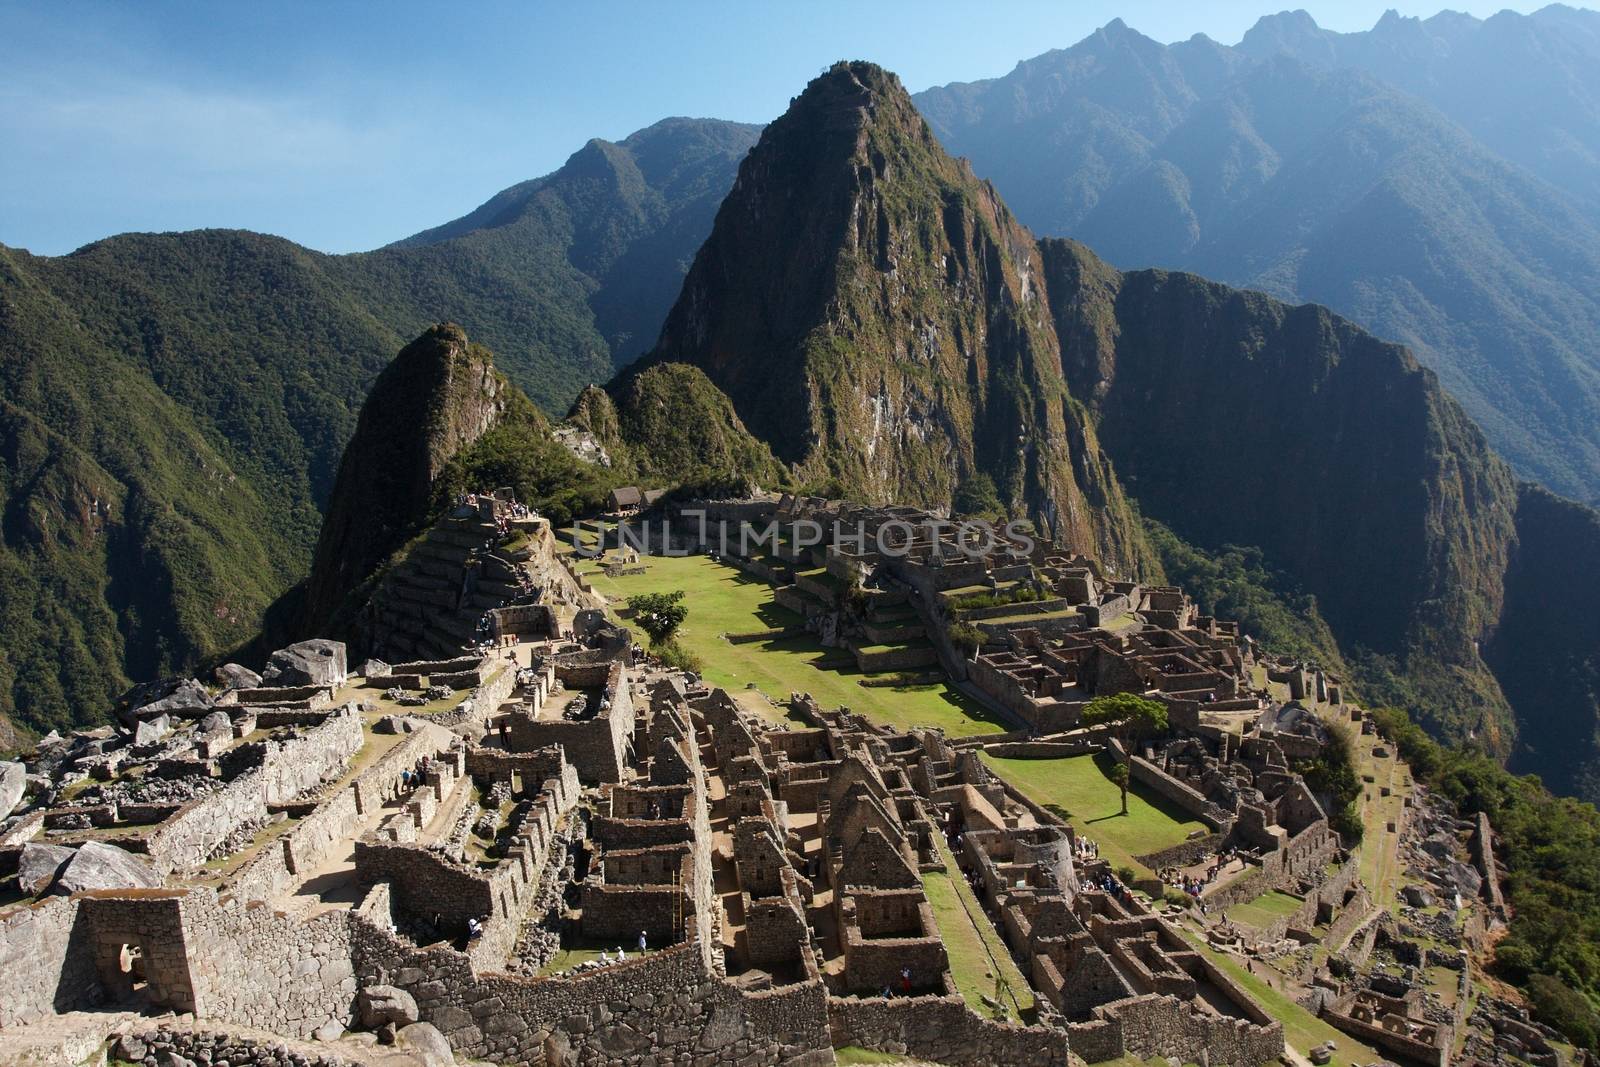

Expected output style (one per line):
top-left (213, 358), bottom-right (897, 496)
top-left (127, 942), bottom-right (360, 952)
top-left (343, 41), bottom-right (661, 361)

top-left (581, 553), bottom-right (1007, 736)
top-left (978, 752), bottom-right (1205, 877)
top-left (1224, 889), bottom-right (1305, 930)
top-left (923, 836), bottom-right (1035, 1019)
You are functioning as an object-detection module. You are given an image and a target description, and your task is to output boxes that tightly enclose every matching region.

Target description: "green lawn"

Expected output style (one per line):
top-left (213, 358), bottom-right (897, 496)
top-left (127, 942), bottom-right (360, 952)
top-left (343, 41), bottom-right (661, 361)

top-left (1225, 889), bottom-right (1305, 930)
top-left (833, 1049), bottom-right (918, 1065)
top-left (979, 752), bottom-right (1204, 877)
top-left (583, 553), bottom-right (1007, 736)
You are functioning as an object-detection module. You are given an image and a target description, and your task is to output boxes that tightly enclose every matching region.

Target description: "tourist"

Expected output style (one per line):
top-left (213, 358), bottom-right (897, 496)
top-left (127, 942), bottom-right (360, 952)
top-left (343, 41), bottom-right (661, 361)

top-left (616, 947), bottom-right (627, 961)
top-left (900, 966), bottom-right (912, 995)
top-left (466, 917), bottom-right (483, 941)
top-left (639, 930), bottom-right (648, 955)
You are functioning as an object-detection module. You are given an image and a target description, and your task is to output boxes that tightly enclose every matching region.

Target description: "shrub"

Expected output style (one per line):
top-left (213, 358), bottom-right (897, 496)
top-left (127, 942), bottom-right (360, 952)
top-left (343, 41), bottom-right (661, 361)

top-left (1528, 974), bottom-right (1600, 1052)
top-left (652, 640), bottom-right (703, 675)
top-left (946, 622), bottom-right (987, 655)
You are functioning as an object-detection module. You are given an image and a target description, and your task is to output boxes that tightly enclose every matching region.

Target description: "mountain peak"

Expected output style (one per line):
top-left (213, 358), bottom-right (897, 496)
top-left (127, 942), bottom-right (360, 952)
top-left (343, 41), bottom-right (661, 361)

top-left (643, 60), bottom-right (1146, 562)
top-left (302, 323), bottom-right (518, 631)
top-left (1238, 9), bottom-right (1328, 54)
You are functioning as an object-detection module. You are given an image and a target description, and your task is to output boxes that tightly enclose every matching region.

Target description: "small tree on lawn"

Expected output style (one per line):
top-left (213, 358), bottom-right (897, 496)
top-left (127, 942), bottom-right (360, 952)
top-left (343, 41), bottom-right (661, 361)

top-left (627, 590), bottom-right (688, 647)
top-left (1110, 761), bottom-right (1130, 816)
top-left (1081, 692), bottom-right (1169, 752)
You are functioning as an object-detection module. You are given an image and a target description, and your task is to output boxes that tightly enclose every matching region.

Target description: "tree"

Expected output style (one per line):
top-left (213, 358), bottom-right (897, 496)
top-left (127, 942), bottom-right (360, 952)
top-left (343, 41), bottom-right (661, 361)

top-left (627, 590), bottom-right (688, 647)
top-left (1081, 692), bottom-right (1169, 750)
top-left (1110, 761), bottom-right (1130, 816)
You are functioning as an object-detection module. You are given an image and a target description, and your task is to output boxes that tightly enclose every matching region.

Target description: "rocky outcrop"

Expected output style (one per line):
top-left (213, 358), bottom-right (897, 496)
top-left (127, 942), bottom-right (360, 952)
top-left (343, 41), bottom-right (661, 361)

top-left (213, 663), bottom-right (262, 690)
top-left (50, 841), bottom-right (160, 895)
top-left (262, 639), bottom-right (348, 688)
top-left (0, 760), bottom-right (24, 820)
top-left (356, 984), bottom-right (419, 1029)
top-left (302, 324), bottom-right (518, 632)
top-left (16, 842), bottom-right (74, 895)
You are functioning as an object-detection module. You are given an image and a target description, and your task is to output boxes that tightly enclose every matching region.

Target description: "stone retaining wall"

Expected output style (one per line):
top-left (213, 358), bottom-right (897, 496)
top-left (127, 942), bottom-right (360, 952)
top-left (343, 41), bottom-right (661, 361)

top-left (826, 994), bottom-right (1072, 1067)
top-left (145, 708), bottom-right (364, 875)
top-left (350, 918), bottom-right (832, 1066)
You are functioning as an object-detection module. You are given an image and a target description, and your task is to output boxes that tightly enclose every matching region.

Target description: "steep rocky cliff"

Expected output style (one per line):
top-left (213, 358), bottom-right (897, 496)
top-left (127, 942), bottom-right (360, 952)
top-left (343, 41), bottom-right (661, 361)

top-left (642, 62), bottom-right (1148, 570)
top-left (1042, 238), bottom-right (1520, 751)
top-left (301, 324), bottom-right (517, 631)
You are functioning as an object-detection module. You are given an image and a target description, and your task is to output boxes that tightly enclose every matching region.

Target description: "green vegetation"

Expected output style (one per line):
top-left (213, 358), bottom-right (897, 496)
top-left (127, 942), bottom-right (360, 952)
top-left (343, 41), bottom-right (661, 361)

top-left (1081, 692), bottom-right (1169, 746)
top-left (1143, 519), bottom-right (1346, 671)
top-left (946, 622), bottom-right (988, 655)
top-left (582, 552), bottom-right (1005, 735)
top-left (952, 471), bottom-right (1004, 519)
top-left (979, 751), bottom-right (1204, 877)
top-left (1370, 706), bottom-right (1600, 1052)
top-left (585, 363), bottom-right (789, 492)
top-left (1296, 721), bottom-right (1364, 843)
top-left (626, 590), bottom-right (689, 646)
top-left (0, 119), bottom-right (757, 735)
top-left (948, 584), bottom-right (1048, 613)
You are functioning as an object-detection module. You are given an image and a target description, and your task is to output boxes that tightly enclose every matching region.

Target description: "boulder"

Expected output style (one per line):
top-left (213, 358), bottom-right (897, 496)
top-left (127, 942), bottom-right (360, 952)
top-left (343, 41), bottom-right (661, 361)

top-left (0, 760), bottom-right (25, 820)
top-left (133, 714), bottom-right (173, 748)
top-left (17, 842), bottom-right (76, 895)
top-left (50, 840), bottom-right (160, 895)
top-left (263, 639), bottom-right (348, 688)
top-left (357, 984), bottom-right (419, 1029)
top-left (213, 662), bottom-right (263, 690)
top-left (197, 711), bottom-right (233, 737)
top-left (1402, 885), bottom-right (1435, 909)
top-left (397, 1022), bottom-right (453, 1067)
top-left (358, 658), bottom-right (392, 679)
top-left (111, 1034), bottom-right (149, 1062)
top-left (114, 677), bottom-right (212, 726)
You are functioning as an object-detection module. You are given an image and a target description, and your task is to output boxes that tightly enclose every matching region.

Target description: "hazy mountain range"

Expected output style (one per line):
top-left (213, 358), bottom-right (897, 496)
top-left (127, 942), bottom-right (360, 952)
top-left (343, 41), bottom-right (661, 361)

top-left (916, 5), bottom-right (1600, 504)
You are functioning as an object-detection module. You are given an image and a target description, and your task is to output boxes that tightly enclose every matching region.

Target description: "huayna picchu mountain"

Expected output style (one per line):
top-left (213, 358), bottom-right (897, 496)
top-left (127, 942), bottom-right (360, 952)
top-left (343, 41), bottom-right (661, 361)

top-left (637, 62), bottom-right (1149, 572)
top-left (606, 60), bottom-right (1600, 800)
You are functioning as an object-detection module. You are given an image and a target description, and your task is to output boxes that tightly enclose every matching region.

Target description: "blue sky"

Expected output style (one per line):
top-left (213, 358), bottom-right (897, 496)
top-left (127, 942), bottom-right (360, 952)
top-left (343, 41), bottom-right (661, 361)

top-left (0, 1), bottom-right (1563, 255)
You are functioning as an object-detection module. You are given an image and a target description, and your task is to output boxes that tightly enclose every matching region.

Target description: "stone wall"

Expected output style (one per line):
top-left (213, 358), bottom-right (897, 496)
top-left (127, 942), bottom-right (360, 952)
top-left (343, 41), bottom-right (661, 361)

top-left (826, 994), bottom-right (1072, 1067)
top-left (507, 661), bottom-right (633, 782)
top-left (0, 895), bottom-right (99, 1026)
top-left (180, 893), bottom-right (355, 1039)
top-left (1072, 992), bottom-right (1283, 1066)
top-left (350, 919), bottom-right (832, 1066)
top-left (78, 891), bottom-right (198, 1013)
top-left (1115, 743), bottom-right (1232, 830)
top-left (145, 707), bottom-right (364, 876)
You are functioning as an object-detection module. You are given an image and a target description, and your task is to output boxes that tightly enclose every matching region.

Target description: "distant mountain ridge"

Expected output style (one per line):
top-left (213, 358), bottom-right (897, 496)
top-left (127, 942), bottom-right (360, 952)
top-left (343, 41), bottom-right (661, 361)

top-left (915, 6), bottom-right (1600, 504)
top-left (0, 117), bottom-right (757, 735)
